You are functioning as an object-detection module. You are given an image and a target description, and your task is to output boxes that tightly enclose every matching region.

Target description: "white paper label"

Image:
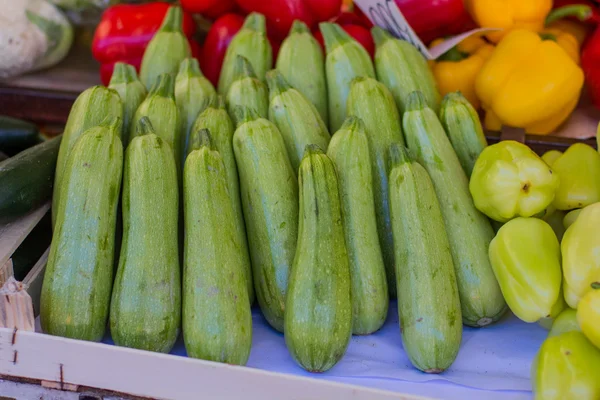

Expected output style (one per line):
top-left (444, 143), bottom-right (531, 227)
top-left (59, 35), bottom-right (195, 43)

top-left (353, 0), bottom-right (500, 60)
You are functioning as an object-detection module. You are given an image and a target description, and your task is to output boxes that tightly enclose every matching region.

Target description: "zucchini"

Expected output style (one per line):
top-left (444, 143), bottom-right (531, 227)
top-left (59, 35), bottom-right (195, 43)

top-left (52, 86), bottom-right (122, 225)
top-left (276, 20), bottom-right (328, 124)
top-left (326, 116), bottom-right (388, 335)
top-left (346, 76), bottom-right (404, 297)
top-left (266, 69), bottom-right (330, 171)
top-left (226, 55), bottom-right (269, 126)
top-left (190, 96), bottom-right (254, 305)
top-left (402, 91), bottom-right (506, 327)
top-left (388, 144), bottom-right (462, 373)
top-left (320, 23), bottom-right (375, 133)
top-left (110, 118), bottom-right (181, 353)
top-left (284, 145), bottom-right (352, 373)
top-left (108, 62), bottom-right (147, 147)
top-left (0, 136), bottom-right (61, 222)
top-left (0, 115), bottom-right (42, 156)
top-left (183, 130), bottom-right (252, 365)
top-left (232, 106), bottom-right (298, 332)
top-left (40, 118), bottom-right (123, 342)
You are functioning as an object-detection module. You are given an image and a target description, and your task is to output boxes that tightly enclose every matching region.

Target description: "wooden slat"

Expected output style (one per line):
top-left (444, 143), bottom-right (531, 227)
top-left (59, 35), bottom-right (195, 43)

top-left (0, 259), bottom-right (14, 286)
top-left (0, 328), bottom-right (428, 400)
top-left (0, 203), bottom-right (50, 269)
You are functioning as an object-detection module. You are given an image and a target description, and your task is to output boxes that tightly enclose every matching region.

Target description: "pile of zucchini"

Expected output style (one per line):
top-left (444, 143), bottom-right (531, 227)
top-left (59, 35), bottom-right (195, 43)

top-left (36, 10), bottom-right (507, 375)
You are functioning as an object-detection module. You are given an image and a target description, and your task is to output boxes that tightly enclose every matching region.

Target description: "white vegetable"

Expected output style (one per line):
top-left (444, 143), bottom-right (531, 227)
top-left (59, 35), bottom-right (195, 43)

top-left (0, 0), bottom-right (73, 78)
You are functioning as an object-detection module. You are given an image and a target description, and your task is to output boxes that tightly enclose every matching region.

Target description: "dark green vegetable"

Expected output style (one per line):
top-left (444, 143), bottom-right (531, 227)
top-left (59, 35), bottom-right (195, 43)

top-left (0, 115), bottom-right (42, 156)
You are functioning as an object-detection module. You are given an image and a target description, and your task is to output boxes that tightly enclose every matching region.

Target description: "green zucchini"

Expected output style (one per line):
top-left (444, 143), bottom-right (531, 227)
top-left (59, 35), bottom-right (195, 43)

top-left (326, 116), bottom-right (388, 335)
top-left (40, 118), bottom-right (123, 342)
top-left (346, 76), bottom-right (404, 297)
top-left (0, 136), bottom-right (61, 222)
top-left (52, 86), bottom-right (122, 225)
top-left (402, 91), bottom-right (506, 327)
top-left (284, 145), bottom-right (352, 373)
top-left (108, 62), bottom-right (147, 147)
top-left (110, 117), bottom-right (181, 353)
top-left (320, 22), bottom-right (375, 133)
top-left (190, 96), bottom-right (254, 305)
top-left (226, 55), bottom-right (269, 126)
top-left (276, 20), bottom-right (328, 124)
top-left (232, 106), bottom-right (298, 332)
top-left (266, 69), bottom-right (330, 171)
top-left (183, 130), bottom-right (252, 365)
top-left (0, 116), bottom-right (42, 156)
top-left (388, 144), bottom-right (462, 373)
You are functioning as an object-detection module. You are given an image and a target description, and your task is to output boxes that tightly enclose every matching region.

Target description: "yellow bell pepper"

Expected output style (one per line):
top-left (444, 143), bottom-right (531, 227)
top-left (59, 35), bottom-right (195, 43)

top-left (562, 202), bottom-right (600, 309)
top-left (465, 0), bottom-right (552, 43)
top-left (540, 29), bottom-right (581, 64)
top-left (429, 36), bottom-right (494, 109)
top-left (475, 29), bottom-right (584, 135)
top-left (578, 286), bottom-right (600, 350)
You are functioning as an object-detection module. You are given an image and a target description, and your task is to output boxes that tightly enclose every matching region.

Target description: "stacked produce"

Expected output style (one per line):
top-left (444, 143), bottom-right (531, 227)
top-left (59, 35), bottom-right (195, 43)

top-left (0, 1), bottom-right (596, 397)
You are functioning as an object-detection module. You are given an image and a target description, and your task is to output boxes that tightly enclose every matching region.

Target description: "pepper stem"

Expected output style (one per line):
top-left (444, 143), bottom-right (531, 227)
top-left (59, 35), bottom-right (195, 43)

top-left (438, 46), bottom-right (470, 62)
top-left (545, 5), bottom-right (593, 26)
top-left (159, 6), bottom-right (183, 33)
top-left (592, 282), bottom-right (600, 290)
top-left (539, 32), bottom-right (558, 42)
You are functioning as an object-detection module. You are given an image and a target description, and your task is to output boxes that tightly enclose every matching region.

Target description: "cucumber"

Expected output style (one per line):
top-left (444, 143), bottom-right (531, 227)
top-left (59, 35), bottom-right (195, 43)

top-left (40, 118), bottom-right (123, 342)
top-left (0, 115), bottom-right (42, 156)
top-left (183, 130), bottom-right (252, 365)
top-left (190, 97), bottom-right (254, 305)
top-left (52, 86), bottom-right (123, 225)
top-left (285, 145), bottom-right (352, 373)
top-left (327, 116), bottom-right (388, 335)
top-left (232, 106), bottom-right (298, 332)
top-left (346, 76), bottom-right (404, 297)
top-left (402, 91), bottom-right (506, 327)
top-left (388, 144), bottom-right (462, 373)
top-left (266, 69), bottom-right (330, 171)
top-left (0, 136), bottom-right (61, 222)
top-left (110, 118), bottom-right (181, 353)
top-left (226, 55), bottom-right (269, 126)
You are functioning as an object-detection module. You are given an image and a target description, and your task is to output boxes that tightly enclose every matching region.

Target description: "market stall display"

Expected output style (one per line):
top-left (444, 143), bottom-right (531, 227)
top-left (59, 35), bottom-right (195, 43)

top-left (2, 1), bottom-right (600, 399)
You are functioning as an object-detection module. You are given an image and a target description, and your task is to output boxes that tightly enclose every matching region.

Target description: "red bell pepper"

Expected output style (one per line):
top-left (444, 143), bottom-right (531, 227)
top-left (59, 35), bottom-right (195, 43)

top-left (392, 0), bottom-right (476, 45)
top-left (180, 0), bottom-right (237, 19)
top-left (313, 24), bottom-right (374, 58)
top-left (234, 0), bottom-right (343, 40)
top-left (578, 2), bottom-right (600, 109)
top-left (92, 2), bottom-right (198, 85)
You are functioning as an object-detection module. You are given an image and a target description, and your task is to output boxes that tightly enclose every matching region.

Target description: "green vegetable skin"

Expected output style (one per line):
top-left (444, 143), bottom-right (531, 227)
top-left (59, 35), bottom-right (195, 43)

top-left (403, 91), bottom-right (505, 327)
top-left (227, 56), bottom-right (269, 125)
top-left (218, 13), bottom-right (272, 95)
top-left (175, 58), bottom-right (216, 162)
top-left (533, 331), bottom-right (600, 400)
top-left (551, 143), bottom-right (600, 210)
top-left (233, 107), bottom-right (298, 332)
top-left (183, 131), bottom-right (252, 365)
top-left (52, 86), bottom-right (122, 225)
top-left (0, 115), bottom-right (42, 156)
top-left (439, 92), bottom-right (487, 177)
top-left (321, 22), bottom-right (375, 133)
top-left (372, 27), bottom-right (440, 115)
top-left (41, 119), bottom-right (123, 342)
top-left (191, 96), bottom-right (254, 305)
top-left (108, 62), bottom-right (147, 146)
top-left (549, 308), bottom-right (580, 337)
top-left (276, 20), bottom-right (328, 124)
top-left (489, 218), bottom-right (562, 323)
top-left (285, 145), bottom-right (352, 373)
top-left (388, 144), bottom-right (462, 373)
top-left (110, 118), bottom-right (181, 353)
top-left (139, 6), bottom-right (191, 90)
top-left (327, 117), bottom-right (388, 335)
top-left (130, 73), bottom-right (181, 178)
top-left (0, 136), bottom-right (61, 221)
top-left (346, 76), bottom-right (403, 297)
top-left (267, 69), bottom-right (330, 171)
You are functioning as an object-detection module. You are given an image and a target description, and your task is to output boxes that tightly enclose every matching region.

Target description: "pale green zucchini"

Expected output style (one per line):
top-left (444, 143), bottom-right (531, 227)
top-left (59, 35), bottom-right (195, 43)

top-left (266, 69), bottom-right (330, 171)
top-left (183, 130), bottom-right (252, 365)
top-left (402, 91), bottom-right (506, 327)
top-left (108, 62), bottom-right (147, 146)
top-left (110, 117), bottom-right (181, 353)
top-left (285, 145), bottom-right (352, 373)
top-left (41, 117), bottom-right (123, 341)
top-left (388, 143), bottom-right (462, 373)
top-left (226, 55), bottom-right (269, 125)
top-left (327, 116), bottom-right (388, 335)
top-left (232, 106), bottom-right (298, 332)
